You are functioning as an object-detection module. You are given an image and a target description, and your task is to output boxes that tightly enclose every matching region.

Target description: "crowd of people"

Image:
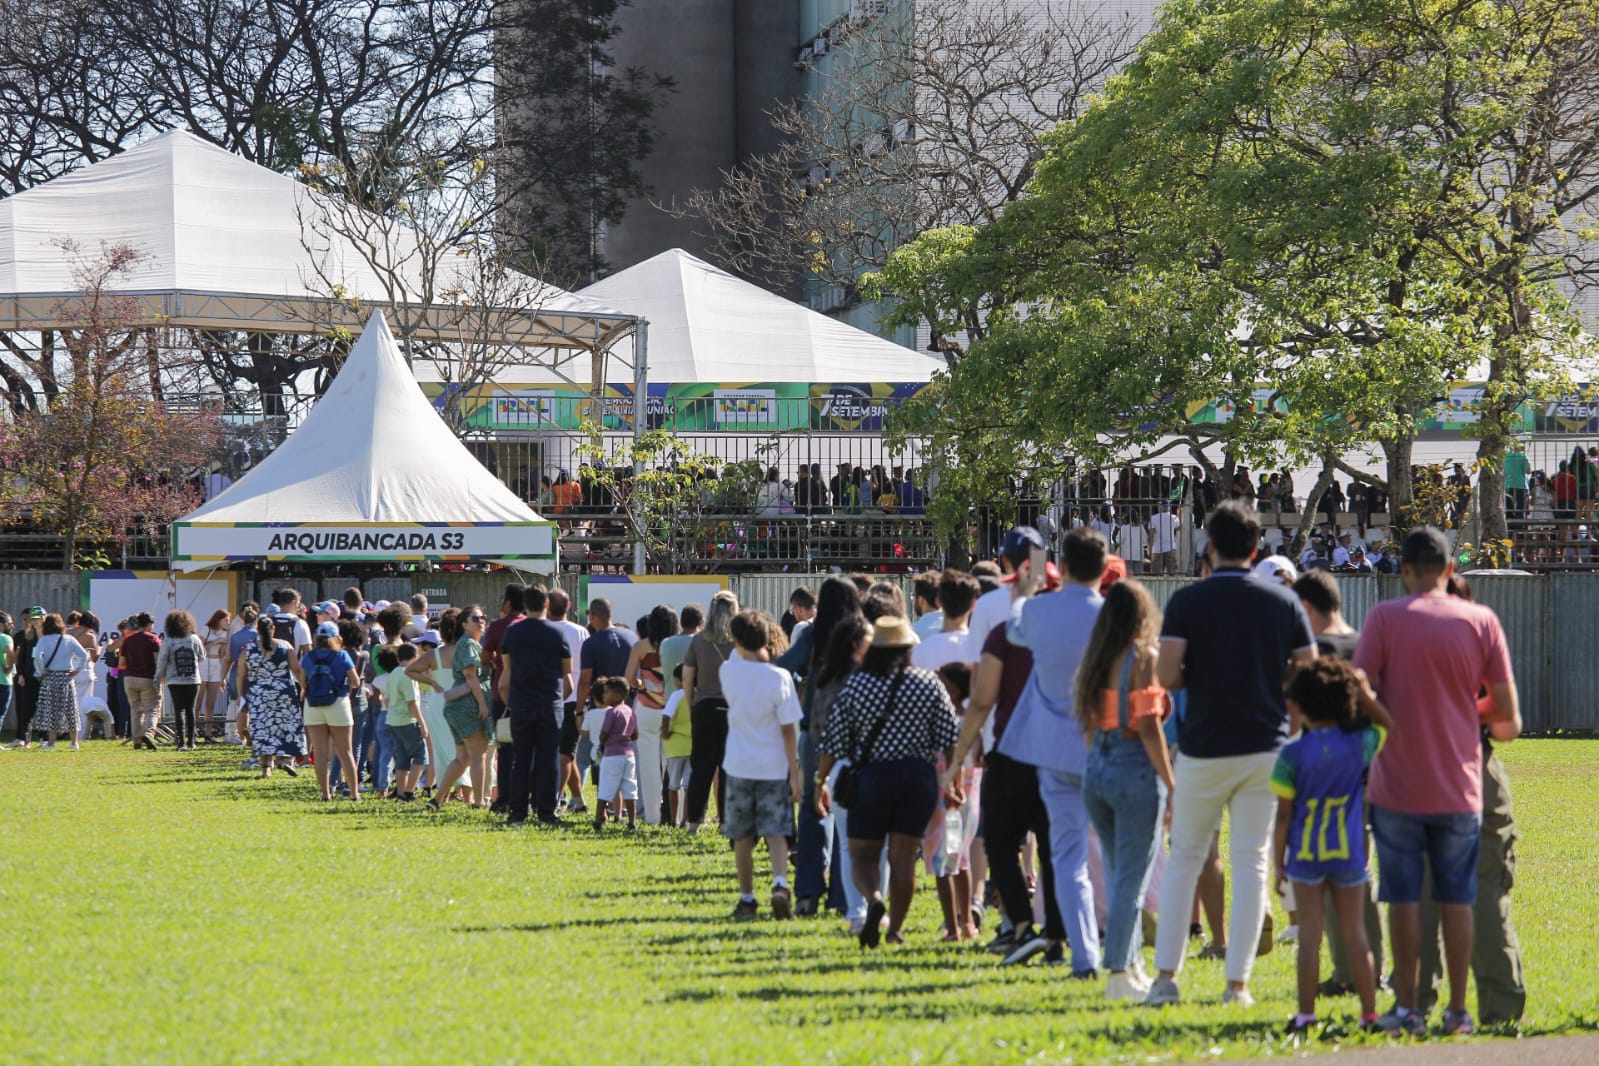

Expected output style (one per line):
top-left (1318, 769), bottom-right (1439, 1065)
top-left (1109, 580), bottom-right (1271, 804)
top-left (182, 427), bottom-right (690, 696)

top-left (0, 500), bottom-right (1530, 1038)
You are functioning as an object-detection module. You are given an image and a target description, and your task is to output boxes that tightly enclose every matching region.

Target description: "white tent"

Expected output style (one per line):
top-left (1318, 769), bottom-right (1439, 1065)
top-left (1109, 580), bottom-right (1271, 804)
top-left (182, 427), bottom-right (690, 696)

top-left (171, 310), bottom-right (557, 570)
top-left (424, 248), bottom-right (946, 384)
top-left (0, 130), bottom-right (635, 350)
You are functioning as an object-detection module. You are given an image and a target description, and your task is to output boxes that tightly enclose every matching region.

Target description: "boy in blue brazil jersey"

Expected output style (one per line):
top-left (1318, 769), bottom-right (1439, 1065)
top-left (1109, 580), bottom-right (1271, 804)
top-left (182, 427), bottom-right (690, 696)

top-left (1272, 657), bottom-right (1393, 1038)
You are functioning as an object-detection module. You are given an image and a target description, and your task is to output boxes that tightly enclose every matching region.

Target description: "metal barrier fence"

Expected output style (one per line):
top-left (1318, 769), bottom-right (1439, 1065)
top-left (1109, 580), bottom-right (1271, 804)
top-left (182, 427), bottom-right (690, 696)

top-left (555, 514), bottom-right (942, 574)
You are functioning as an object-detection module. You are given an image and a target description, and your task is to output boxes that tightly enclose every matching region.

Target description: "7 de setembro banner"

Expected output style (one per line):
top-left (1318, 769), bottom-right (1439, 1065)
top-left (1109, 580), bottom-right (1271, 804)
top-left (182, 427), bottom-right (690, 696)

top-left (172, 522), bottom-right (558, 562)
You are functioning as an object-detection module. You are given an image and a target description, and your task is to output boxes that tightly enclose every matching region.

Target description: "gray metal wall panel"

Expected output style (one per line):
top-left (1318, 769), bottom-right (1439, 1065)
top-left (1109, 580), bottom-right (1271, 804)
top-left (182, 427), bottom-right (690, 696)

top-left (0, 571), bottom-right (80, 615)
top-left (1549, 573), bottom-right (1599, 730)
top-left (1460, 575), bottom-right (1550, 732)
top-left (256, 579), bottom-right (320, 611)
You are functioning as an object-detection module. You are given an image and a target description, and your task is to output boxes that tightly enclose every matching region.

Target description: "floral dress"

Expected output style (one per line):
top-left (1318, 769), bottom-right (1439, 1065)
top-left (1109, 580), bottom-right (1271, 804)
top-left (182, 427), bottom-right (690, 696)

top-left (246, 639), bottom-right (304, 758)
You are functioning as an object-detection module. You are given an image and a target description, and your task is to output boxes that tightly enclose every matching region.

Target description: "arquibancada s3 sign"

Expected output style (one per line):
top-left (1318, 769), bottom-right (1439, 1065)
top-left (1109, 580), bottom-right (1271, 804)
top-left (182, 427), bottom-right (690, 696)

top-left (171, 522), bottom-right (558, 563)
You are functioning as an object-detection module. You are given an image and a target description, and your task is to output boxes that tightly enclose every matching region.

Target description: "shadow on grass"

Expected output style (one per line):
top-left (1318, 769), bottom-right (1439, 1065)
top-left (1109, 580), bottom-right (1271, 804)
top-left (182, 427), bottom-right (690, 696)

top-left (454, 914), bottom-right (721, 935)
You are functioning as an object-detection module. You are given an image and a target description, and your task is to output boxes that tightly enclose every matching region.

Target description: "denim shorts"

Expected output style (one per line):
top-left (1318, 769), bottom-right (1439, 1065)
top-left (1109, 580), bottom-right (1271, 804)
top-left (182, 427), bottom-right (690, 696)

top-left (1370, 804), bottom-right (1482, 905)
top-left (846, 757), bottom-right (938, 840)
top-left (389, 722), bottom-right (426, 770)
top-left (1287, 868), bottom-right (1368, 889)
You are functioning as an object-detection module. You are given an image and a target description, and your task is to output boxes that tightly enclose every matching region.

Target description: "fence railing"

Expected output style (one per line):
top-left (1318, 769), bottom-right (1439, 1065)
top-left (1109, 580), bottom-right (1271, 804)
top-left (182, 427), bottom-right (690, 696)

top-left (554, 514), bottom-right (941, 574)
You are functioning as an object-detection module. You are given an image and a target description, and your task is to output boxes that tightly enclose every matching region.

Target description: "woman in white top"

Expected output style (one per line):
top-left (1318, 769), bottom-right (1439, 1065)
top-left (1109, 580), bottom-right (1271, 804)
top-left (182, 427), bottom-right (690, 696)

top-left (31, 613), bottom-right (90, 750)
top-left (754, 467), bottom-right (792, 518)
top-left (199, 609), bottom-right (232, 743)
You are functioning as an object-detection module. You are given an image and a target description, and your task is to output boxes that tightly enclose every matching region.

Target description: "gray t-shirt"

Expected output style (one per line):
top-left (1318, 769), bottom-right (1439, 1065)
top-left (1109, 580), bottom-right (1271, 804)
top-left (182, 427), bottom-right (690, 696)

top-left (684, 632), bottom-right (735, 704)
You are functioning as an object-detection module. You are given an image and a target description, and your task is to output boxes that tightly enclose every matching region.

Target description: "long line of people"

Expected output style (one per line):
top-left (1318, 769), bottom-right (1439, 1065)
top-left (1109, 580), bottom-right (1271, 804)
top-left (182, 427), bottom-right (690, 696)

top-left (0, 501), bottom-right (1530, 1038)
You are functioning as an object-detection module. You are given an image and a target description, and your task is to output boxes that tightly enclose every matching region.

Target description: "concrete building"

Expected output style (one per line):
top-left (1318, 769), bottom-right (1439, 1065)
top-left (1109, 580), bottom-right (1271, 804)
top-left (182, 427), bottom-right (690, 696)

top-left (596, 0), bottom-right (800, 275)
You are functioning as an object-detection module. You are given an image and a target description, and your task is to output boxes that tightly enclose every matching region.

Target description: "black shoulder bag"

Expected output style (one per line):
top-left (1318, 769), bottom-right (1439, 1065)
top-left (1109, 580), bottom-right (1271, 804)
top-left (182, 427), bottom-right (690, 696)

top-left (831, 670), bottom-right (906, 809)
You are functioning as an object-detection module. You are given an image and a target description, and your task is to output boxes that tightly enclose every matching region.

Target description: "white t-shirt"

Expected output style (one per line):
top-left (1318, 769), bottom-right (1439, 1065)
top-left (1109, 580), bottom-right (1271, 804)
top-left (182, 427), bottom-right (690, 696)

top-left (1122, 523), bottom-right (1148, 559)
top-left (719, 656), bottom-right (802, 781)
top-left (912, 610), bottom-right (945, 642)
top-left (553, 620), bottom-right (589, 700)
top-left (661, 689), bottom-right (686, 721)
top-left (964, 586), bottom-right (1012, 664)
top-left (1149, 511), bottom-right (1180, 553)
top-left (912, 629), bottom-right (969, 674)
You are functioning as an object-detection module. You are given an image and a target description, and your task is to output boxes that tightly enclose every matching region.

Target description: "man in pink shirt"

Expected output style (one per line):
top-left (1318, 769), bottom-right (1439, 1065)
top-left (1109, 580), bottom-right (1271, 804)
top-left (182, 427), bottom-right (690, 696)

top-left (1353, 527), bottom-right (1521, 1038)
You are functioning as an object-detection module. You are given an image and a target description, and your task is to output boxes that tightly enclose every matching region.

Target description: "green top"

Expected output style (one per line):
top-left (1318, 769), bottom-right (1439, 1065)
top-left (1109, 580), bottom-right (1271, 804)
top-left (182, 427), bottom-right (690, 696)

top-left (446, 636), bottom-right (483, 713)
top-left (0, 632), bottom-right (12, 685)
top-left (1504, 449), bottom-right (1529, 491)
top-left (384, 671), bottom-right (420, 727)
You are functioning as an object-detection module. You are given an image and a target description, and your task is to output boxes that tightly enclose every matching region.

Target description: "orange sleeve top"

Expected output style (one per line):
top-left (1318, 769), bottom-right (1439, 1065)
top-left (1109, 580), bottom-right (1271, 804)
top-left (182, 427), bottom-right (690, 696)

top-left (1092, 686), bottom-right (1169, 736)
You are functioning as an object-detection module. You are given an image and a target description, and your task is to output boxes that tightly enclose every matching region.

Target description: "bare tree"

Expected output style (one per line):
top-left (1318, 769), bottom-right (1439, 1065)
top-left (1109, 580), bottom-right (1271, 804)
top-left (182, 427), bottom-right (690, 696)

top-left (675, 0), bottom-right (1138, 296)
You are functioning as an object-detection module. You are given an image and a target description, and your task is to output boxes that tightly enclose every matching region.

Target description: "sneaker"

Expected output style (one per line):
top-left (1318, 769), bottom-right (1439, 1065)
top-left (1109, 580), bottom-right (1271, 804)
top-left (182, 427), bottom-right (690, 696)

top-left (794, 895), bottom-right (819, 917)
top-left (1375, 1007), bottom-right (1427, 1037)
top-left (1144, 976), bottom-right (1181, 1007)
top-left (1042, 942), bottom-right (1065, 966)
top-left (1283, 1014), bottom-right (1318, 1039)
top-left (770, 885), bottom-right (793, 920)
top-left (1000, 928), bottom-right (1049, 967)
top-left (984, 927), bottom-right (1016, 955)
top-left (567, 799), bottom-right (588, 814)
top-left (241, 758), bottom-right (258, 770)
top-left (41, 742), bottom-right (55, 750)
top-left (279, 761), bottom-right (298, 778)
top-left (1106, 971), bottom-right (1152, 1002)
top-left (6, 739), bottom-right (25, 749)
top-left (1277, 923), bottom-right (1299, 945)
top-left (1441, 1009), bottom-right (1475, 1036)
top-left (731, 898), bottom-right (758, 921)
top-left (1196, 941), bottom-right (1227, 961)
top-left (1222, 986), bottom-right (1255, 1007)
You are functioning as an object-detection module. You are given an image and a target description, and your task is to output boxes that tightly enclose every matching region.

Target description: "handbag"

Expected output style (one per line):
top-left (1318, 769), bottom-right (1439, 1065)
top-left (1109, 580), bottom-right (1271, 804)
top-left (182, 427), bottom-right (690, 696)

top-left (831, 671), bottom-right (905, 809)
top-left (495, 714), bottom-right (513, 743)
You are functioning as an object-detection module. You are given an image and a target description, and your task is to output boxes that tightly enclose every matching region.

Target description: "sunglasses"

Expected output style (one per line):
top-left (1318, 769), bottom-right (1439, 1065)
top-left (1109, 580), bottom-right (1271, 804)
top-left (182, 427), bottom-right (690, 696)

top-left (464, 614), bottom-right (486, 622)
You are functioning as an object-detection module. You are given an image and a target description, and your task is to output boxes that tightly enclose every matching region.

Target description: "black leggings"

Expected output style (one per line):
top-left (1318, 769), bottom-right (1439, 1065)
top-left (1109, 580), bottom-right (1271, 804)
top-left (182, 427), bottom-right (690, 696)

top-left (14, 678), bottom-right (38, 739)
top-left (684, 698), bottom-right (728, 825)
top-left (982, 752), bottom-right (1065, 940)
top-left (169, 683), bottom-right (199, 745)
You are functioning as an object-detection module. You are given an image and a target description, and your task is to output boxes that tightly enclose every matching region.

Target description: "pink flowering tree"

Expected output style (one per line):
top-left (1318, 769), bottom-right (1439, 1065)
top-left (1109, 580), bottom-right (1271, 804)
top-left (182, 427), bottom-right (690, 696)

top-left (7, 242), bottom-right (221, 569)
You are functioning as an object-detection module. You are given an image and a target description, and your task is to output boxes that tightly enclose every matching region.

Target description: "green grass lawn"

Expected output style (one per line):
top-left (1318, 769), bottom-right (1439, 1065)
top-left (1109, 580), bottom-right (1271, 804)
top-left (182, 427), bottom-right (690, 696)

top-left (2, 738), bottom-right (1596, 1064)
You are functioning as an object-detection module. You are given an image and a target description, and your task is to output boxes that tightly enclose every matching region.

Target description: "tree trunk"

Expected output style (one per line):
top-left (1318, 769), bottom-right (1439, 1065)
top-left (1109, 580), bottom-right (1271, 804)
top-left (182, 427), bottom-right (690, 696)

top-left (1381, 435), bottom-right (1414, 532)
top-left (1294, 459), bottom-right (1336, 556)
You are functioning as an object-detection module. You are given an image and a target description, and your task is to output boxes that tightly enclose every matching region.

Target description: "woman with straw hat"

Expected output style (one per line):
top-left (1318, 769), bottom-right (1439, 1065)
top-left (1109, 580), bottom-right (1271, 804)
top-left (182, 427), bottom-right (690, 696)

top-left (817, 614), bottom-right (960, 948)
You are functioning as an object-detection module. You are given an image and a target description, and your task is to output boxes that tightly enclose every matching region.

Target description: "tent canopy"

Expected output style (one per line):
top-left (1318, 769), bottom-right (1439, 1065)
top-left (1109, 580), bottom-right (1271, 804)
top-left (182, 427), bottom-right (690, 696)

top-left (171, 310), bottom-right (557, 569)
top-left (0, 130), bottom-right (635, 350)
top-left (419, 248), bottom-right (946, 385)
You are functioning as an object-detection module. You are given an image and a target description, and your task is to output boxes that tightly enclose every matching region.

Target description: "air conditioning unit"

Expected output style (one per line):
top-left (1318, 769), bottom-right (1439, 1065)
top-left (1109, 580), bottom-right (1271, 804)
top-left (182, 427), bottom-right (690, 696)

top-left (813, 36), bottom-right (829, 56)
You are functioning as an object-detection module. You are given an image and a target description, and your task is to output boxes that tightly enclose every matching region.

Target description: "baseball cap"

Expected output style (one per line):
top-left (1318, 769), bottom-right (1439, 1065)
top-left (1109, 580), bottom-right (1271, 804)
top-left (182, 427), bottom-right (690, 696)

top-left (413, 629), bottom-right (442, 646)
top-left (1001, 560), bottom-right (1062, 591)
top-left (999, 525), bottom-right (1047, 564)
top-left (314, 601), bottom-right (341, 618)
top-left (1401, 526), bottom-right (1451, 568)
top-left (25, 605), bottom-right (44, 618)
top-left (314, 621), bottom-right (340, 638)
top-left (1255, 555), bottom-right (1299, 584)
top-left (1099, 554), bottom-right (1127, 593)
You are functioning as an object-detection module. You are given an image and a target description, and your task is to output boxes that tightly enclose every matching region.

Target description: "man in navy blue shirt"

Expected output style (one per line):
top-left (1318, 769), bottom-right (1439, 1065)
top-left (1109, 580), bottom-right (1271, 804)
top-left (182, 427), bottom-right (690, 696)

top-left (1147, 501), bottom-right (1316, 1008)
top-left (499, 585), bottom-right (574, 825)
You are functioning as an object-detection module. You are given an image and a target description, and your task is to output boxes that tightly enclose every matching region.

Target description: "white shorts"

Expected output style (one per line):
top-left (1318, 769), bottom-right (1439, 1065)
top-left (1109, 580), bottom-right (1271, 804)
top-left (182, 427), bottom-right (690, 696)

top-left (201, 658), bottom-right (224, 684)
top-left (597, 753), bottom-right (639, 802)
top-left (303, 696), bottom-right (353, 728)
top-left (665, 756), bottom-right (692, 789)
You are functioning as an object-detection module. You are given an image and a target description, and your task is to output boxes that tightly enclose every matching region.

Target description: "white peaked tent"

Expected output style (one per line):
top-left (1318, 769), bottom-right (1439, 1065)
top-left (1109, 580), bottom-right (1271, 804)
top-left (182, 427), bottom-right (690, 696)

top-left (0, 130), bottom-right (636, 350)
top-left (572, 248), bottom-right (947, 383)
top-left (171, 311), bottom-right (557, 570)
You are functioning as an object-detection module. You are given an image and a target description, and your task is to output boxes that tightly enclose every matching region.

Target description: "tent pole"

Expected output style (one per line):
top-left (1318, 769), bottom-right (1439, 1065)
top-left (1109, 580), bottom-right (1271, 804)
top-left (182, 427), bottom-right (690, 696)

top-left (632, 319), bottom-right (649, 576)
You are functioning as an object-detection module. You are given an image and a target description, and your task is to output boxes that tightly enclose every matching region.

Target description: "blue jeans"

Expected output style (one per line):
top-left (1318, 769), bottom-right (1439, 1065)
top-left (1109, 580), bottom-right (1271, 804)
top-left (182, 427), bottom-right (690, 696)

top-left (1371, 804), bottom-right (1482, 905)
top-left (796, 734), bottom-right (834, 900)
top-left (328, 697), bottom-right (366, 789)
top-left (1082, 731), bottom-right (1165, 972)
top-left (372, 718), bottom-right (397, 794)
top-left (1039, 768), bottom-right (1101, 973)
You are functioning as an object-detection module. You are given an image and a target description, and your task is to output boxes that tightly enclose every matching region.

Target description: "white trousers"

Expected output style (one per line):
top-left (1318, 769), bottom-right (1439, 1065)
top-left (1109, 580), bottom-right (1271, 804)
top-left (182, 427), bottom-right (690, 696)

top-left (634, 706), bottom-right (665, 825)
top-left (1154, 750), bottom-right (1278, 984)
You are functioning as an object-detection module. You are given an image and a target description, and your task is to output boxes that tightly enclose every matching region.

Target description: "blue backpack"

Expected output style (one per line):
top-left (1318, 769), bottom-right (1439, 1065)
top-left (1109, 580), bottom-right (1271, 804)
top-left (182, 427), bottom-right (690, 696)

top-left (305, 650), bottom-right (342, 707)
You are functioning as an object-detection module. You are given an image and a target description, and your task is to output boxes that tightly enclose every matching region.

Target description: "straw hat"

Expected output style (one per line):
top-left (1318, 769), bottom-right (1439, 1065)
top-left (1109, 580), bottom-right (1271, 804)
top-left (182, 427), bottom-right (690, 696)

top-left (868, 615), bottom-right (920, 648)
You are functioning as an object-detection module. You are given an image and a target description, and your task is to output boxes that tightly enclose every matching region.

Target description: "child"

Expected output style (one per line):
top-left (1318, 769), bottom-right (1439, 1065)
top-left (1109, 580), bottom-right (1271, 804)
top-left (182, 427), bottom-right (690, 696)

top-left (595, 678), bottom-right (639, 830)
top-left (926, 662), bottom-right (982, 941)
top-left (660, 664), bottom-right (692, 826)
top-left (381, 644), bottom-right (429, 801)
top-left (1271, 657), bottom-right (1393, 1037)
top-left (585, 678), bottom-right (609, 789)
top-left (718, 609), bottom-right (803, 920)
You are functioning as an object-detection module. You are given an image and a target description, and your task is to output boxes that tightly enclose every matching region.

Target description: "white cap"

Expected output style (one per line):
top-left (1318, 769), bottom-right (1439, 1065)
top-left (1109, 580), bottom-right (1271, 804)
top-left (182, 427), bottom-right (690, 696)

top-left (1255, 555), bottom-right (1299, 584)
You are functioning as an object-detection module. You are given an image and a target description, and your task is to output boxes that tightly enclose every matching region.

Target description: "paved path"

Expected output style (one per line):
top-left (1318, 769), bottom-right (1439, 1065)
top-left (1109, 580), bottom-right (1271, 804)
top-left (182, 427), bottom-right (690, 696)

top-left (1247, 1034), bottom-right (1597, 1065)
